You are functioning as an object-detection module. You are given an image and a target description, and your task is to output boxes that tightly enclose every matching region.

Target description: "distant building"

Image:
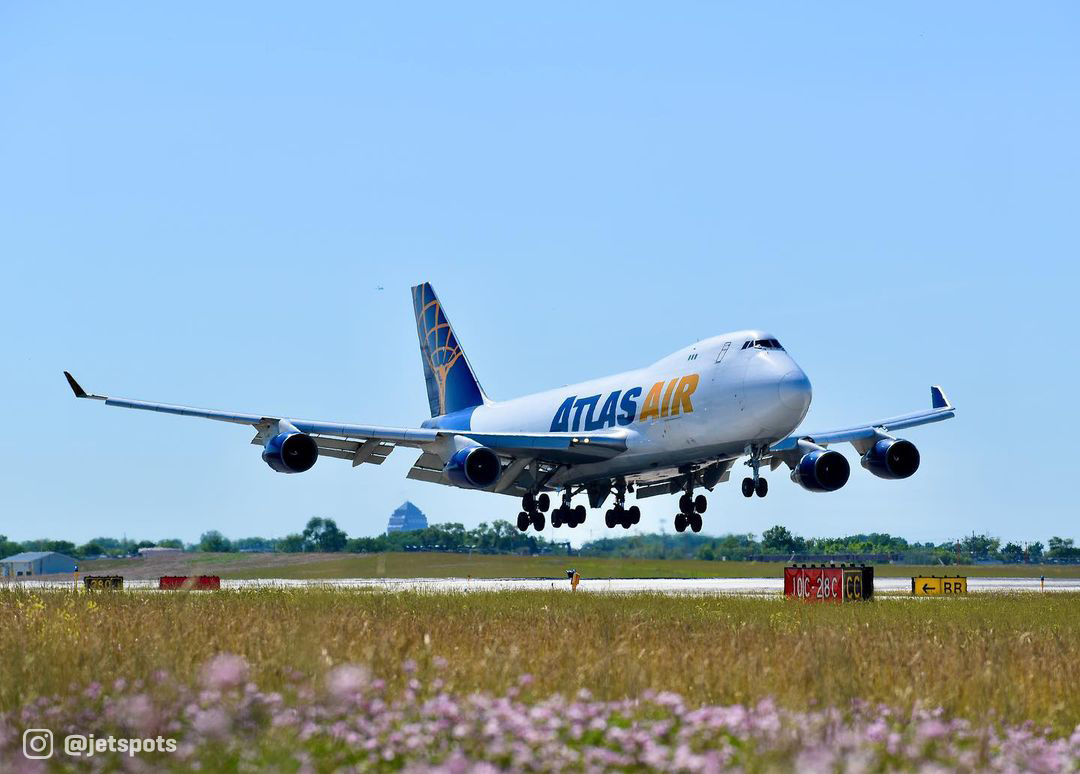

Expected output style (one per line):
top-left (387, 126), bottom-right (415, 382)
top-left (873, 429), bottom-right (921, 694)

top-left (1, 551), bottom-right (78, 578)
top-left (387, 501), bottom-right (428, 533)
top-left (138, 546), bottom-right (184, 559)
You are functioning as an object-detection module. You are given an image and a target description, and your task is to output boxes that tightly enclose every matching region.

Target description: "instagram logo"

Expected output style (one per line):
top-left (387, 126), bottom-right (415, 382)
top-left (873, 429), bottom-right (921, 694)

top-left (23, 729), bottom-right (54, 759)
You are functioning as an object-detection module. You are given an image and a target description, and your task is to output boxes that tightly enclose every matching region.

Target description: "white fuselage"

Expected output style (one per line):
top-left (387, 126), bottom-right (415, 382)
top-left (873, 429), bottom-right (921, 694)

top-left (433, 330), bottom-right (813, 487)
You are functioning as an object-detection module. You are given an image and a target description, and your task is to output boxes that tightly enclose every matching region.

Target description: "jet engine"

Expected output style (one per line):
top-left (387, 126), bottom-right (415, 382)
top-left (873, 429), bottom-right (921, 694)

top-left (444, 445), bottom-right (501, 489)
top-left (262, 432), bottom-right (319, 474)
top-left (790, 448), bottom-right (850, 492)
top-left (861, 438), bottom-right (920, 480)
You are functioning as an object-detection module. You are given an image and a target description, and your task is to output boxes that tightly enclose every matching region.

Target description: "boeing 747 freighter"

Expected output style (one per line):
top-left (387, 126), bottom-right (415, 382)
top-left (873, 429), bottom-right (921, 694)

top-left (65, 282), bottom-right (954, 532)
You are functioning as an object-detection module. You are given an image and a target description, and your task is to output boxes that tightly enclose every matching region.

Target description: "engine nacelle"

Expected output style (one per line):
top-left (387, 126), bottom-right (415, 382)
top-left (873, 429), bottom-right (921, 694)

top-left (444, 445), bottom-right (501, 489)
top-left (861, 438), bottom-right (920, 480)
top-left (790, 448), bottom-right (850, 492)
top-left (262, 432), bottom-right (319, 474)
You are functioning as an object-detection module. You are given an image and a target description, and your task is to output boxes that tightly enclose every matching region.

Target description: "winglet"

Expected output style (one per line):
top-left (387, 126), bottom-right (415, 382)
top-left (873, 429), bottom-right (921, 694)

top-left (64, 371), bottom-right (88, 398)
top-left (64, 372), bottom-right (106, 401)
top-left (931, 385), bottom-right (951, 410)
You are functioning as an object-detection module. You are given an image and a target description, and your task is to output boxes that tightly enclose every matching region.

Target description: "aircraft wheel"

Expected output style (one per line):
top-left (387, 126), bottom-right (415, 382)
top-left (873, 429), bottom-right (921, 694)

top-left (741, 478), bottom-right (755, 497)
top-left (691, 514), bottom-right (703, 533)
top-left (516, 512), bottom-right (530, 531)
top-left (674, 513), bottom-right (687, 533)
top-left (679, 494), bottom-right (692, 513)
top-left (605, 509), bottom-right (615, 528)
top-left (694, 494), bottom-right (707, 513)
top-left (551, 509), bottom-right (562, 528)
top-left (755, 478), bottom-right (768, 498)
top-left (572, 504), bottom-right (584, 526)
top-left (628, 505), bottom-right (641, 524)
top-left (522, 493), bottom-right (535, 511)
top-left (538, 493), bottom-right (550, 512)
top-left (532, 511), bottom-right (545, 531)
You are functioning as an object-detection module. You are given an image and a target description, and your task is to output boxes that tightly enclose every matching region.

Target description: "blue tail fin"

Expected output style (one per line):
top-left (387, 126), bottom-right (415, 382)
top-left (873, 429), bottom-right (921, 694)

top-left (412, 283), bottom-right (488, 418)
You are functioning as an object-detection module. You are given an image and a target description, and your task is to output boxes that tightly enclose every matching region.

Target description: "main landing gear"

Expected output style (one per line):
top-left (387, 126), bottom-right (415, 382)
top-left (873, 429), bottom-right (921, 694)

top-left (674, 477), bottom-right (705, 533)
top-left (518, 491), bottom-right (586, 531)
top-left (604, 479), bottom-right (640, 530)
top-left (551, 491), bottom-right (586, 529)
top-left (742, 446), bottom-right (769, 498)
top-left (516, 492), bottom-right (550, 531)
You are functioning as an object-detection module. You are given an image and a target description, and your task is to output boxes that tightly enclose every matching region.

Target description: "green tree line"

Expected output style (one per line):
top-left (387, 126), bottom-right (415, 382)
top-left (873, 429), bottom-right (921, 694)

top-left (2, 523), bottom-right (1078, 564)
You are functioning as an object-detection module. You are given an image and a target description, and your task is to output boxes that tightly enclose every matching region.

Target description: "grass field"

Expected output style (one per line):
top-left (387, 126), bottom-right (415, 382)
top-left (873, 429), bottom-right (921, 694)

top-left (3, 589), bottom-right (1078, 728)
top-left (78, 550), bottom-right (1080, 580)
top-left (3, 588), bottom-right (1078, 769)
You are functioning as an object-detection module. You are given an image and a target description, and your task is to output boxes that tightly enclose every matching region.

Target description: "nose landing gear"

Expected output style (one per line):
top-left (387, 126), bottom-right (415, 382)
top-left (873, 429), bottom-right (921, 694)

top-left (742, 446), bottom-right (769, 498)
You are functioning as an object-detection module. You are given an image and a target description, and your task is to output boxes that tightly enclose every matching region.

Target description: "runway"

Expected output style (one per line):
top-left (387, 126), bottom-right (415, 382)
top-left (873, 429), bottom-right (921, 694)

top-left (10, 576), bottom-right (1080, 593)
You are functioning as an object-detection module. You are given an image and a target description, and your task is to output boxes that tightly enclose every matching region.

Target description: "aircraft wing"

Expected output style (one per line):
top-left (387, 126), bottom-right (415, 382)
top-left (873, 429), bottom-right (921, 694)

top-left (63, 372), bottom-right (625, 480)
top-left (767, 385), bottom-right (955, 463)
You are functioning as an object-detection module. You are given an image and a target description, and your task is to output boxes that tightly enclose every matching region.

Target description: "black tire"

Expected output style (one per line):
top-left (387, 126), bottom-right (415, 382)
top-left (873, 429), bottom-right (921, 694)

top-left (537, 493), bottom-right (550, 512)
top-left (674, 513), bottom-right (687, 533)
top-left (605, 509), bottom-right (615, 528)
top-left (756, 478), bottom-right (768, 498)
top-left (622, 518), bottom-right (631, 529)
top-left (628, 505), bottom-right (641, 524)
top-left (574, 504), bottom-right (586, 526)
top-left (551, 510), bottom-right (562, 528)
top-left (516, 512), bottom-right (529, 531)
top-left (741, 478), bottom-right (755, 498)
top-left (694, 494), bottom-right (707, 513)
top-left (532, 511), bottom-right (545, 531)
top-left (523, 493), bottom-right (535, 512)
top-left (679, 494), bottom-right (692, 513)
top-left (691, 514), bottom-right (703, 533)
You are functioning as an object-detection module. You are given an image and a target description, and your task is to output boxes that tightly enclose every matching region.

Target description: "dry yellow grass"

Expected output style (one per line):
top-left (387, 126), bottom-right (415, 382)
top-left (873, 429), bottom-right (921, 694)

top-left (3, 589), bottom-right (1078, 731)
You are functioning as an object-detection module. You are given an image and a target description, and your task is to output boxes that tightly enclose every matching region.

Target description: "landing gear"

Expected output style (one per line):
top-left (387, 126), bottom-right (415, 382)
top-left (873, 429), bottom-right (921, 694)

top-left (518, 492), bottom-right (553, 531)
top-left (522, 492), bottom-right (551, 513)
top-left (743, 446), bottom-right (768, 498)
top-left (742, 476), bottom-right (768, 497)
top-left (604, 478), bottom-right (640, 530)
top-left (674, 511), bottom-right (702, 533)
top-left (674, 475), bottom-right (705, 532)
top-left (547, 489), bottom-right (586, 530)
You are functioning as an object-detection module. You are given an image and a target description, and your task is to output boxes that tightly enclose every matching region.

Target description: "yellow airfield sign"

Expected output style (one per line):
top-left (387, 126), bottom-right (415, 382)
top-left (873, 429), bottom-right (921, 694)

top-left (912, 576), bottom-right (967, 596)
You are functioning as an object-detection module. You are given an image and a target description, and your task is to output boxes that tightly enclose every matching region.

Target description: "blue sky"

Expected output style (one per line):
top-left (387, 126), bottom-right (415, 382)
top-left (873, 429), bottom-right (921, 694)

top-left (1, 3), bottom-right (1076, 545)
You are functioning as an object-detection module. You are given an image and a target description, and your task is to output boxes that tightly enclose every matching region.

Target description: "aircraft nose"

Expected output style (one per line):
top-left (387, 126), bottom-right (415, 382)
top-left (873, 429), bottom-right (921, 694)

top-left (778, 369), bottom-right (812, 413)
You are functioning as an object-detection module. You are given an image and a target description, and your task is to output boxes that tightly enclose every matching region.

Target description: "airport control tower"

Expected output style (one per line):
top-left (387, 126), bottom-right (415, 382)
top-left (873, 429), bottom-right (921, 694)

top-left (387, 501), bottom-right (428, 533)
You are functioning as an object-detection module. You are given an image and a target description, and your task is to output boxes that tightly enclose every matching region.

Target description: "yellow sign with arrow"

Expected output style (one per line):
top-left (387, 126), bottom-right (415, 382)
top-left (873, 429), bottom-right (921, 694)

top-left (912, 576), bottom-right (967, 596)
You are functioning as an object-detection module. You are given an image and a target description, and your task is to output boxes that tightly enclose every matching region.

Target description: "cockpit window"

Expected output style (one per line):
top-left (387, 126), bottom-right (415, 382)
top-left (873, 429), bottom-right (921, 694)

top-left (744, 338), bottom-right (785, 350)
